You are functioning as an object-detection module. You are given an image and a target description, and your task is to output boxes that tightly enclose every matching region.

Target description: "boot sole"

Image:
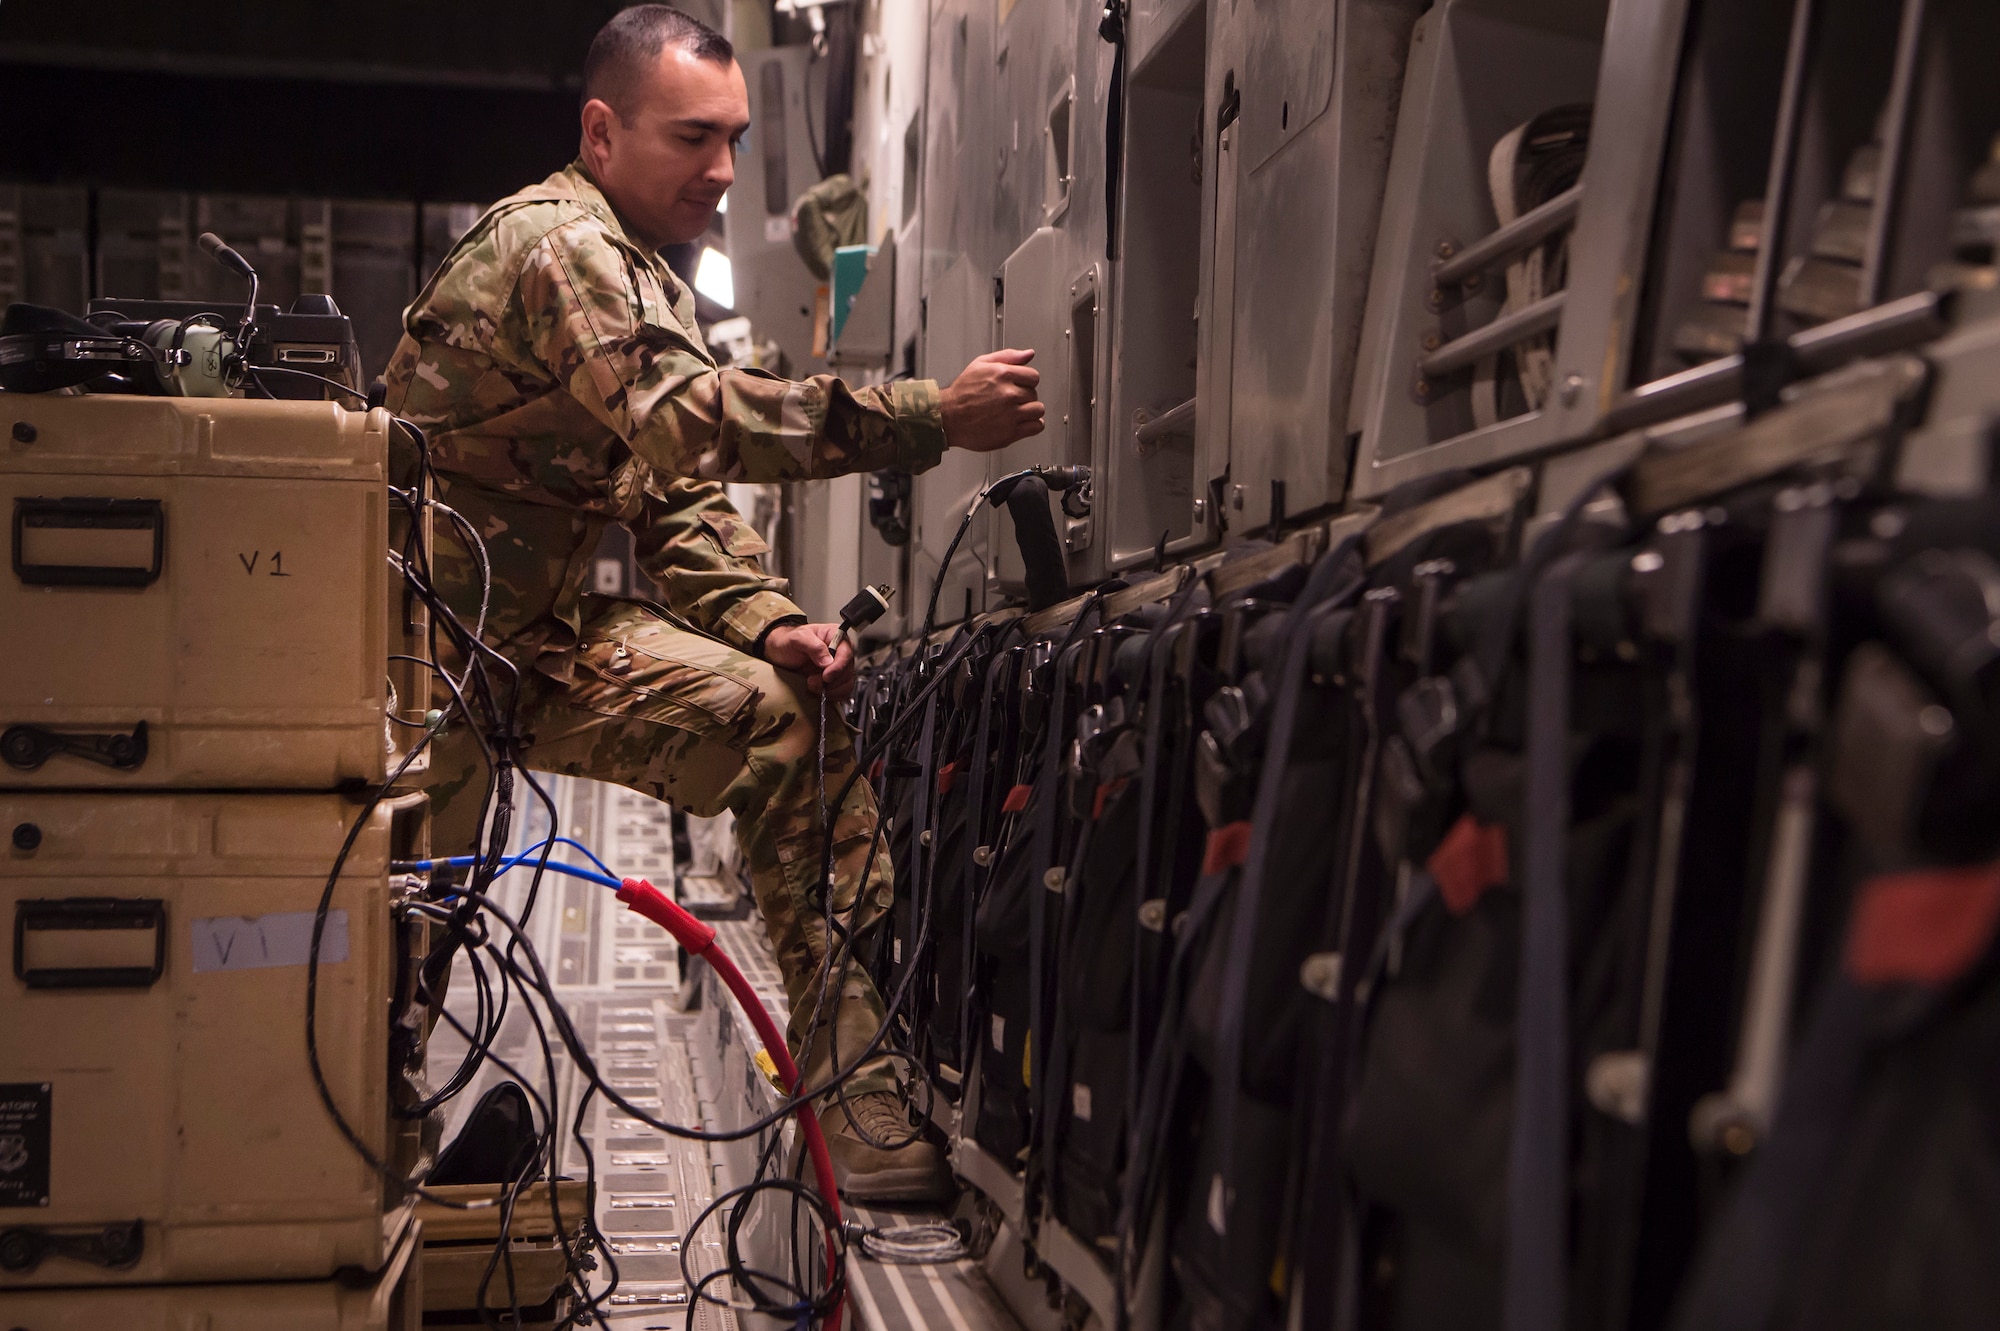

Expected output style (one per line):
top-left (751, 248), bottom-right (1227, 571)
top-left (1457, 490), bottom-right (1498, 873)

top-left (833, 1162), bottom-right (956, 1203)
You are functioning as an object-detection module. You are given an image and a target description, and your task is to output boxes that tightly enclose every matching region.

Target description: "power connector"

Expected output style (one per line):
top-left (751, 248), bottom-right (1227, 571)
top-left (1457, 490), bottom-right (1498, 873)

top-left (839, 582), bottom-right (896, 633)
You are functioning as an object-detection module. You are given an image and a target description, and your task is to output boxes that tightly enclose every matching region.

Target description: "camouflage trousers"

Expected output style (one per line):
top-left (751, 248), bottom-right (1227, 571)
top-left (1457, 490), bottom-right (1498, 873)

top-left (428, 597), bottom-right (899, 1099)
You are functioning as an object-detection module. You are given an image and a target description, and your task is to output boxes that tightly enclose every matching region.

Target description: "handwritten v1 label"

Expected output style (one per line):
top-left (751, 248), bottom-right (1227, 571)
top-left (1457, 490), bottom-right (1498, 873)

top-left (190, 910), bottom-right (348, 973)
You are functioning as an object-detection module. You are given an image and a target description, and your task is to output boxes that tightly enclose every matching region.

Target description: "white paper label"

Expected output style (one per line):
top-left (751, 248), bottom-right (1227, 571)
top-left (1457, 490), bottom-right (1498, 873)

top-left (991, 1014), bottom-right (1006, 1052)
top-left (191, 910), bottom-right (348, 973)
top-left (1072, 1083), bottom-right (1093, 1122)
top-left (765, 215), bottom-right (790, 244)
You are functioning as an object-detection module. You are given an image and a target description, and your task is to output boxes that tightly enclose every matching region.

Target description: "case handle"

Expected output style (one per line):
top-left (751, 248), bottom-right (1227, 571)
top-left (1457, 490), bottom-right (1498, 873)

top-left (13, 496), bottom-right (164, 588)
top-left (0, 720), bottom-right (148, 772)
top-left (13, 897), bottom-right (167, 989)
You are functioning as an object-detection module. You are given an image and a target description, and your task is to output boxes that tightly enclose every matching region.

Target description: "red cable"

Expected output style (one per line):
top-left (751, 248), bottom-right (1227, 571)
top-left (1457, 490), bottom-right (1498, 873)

top-left (614, 878), bottom-right (846, 1331)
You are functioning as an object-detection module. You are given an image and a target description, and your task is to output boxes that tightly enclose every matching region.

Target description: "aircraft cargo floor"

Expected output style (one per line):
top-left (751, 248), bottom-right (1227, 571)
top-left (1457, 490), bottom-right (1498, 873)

top-left (426, 774), bottom-right (1027, 1331)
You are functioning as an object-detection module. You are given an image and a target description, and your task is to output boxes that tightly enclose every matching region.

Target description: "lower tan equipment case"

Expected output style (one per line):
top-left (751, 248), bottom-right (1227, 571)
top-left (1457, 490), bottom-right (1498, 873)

top-left (0, 1218), bottom-right (421, 1330)
top-left (0, 790), bottom-right (427, 1288)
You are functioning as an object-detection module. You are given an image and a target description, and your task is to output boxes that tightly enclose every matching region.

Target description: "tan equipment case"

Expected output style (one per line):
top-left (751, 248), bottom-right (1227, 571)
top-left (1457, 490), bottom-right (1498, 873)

top-left (417, 1178), bottom-right (591, 1316)
top-left (0, 1218), bottom-right (420, 1329)
top-left (0, 790), bottom-right (426, 1287)
top-left (0, 394), bottom-right (428, 789)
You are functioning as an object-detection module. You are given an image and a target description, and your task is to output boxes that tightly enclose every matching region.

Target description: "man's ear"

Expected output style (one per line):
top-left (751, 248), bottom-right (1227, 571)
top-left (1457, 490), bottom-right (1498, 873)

top-left (580, 97), bottom-right (620, 166)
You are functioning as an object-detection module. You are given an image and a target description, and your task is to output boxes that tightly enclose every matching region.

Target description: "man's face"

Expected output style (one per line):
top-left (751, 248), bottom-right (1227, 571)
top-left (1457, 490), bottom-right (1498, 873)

top-left (583, 47), bottom-right (750, 249)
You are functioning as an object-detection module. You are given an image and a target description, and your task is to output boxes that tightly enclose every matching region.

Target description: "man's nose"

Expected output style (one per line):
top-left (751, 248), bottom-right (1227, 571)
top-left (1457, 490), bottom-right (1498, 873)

top-left (704, 146), bottom-right (735, 188)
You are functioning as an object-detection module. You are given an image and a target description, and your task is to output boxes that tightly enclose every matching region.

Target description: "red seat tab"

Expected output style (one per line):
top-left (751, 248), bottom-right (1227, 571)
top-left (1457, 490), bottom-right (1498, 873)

top-left (1203, 821), bottom-right (1254, 876)
top-left (1428, 814), bottom-right (1511, 916)
top-left (1093, 778), bottom-right (1130, 821)
top-left (937, 762), bottom-right (958, 795)
top-left (1845, 860), bottom-right (2000, 987)
top-left (1001, 783), bottom-right (1034, 813)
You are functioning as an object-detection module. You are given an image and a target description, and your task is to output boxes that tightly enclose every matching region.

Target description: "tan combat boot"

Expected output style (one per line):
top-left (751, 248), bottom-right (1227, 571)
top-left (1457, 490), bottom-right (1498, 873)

top-left (817, 1091), bottom-right (953, 1202)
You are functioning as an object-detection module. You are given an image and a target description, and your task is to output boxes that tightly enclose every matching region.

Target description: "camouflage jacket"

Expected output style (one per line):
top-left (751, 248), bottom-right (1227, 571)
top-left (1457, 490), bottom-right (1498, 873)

top-left (381, 161), bottom-right (947, 673)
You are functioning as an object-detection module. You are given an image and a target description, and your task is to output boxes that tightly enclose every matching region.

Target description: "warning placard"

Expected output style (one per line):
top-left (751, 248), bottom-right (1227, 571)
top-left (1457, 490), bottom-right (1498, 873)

top-left (0, 1082), bottom-right (52, 1207)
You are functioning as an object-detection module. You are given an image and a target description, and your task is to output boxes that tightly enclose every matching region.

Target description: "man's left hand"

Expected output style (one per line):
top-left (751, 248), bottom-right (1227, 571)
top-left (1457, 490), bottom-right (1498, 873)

top-left (761, 622), bottom-right (856, 697)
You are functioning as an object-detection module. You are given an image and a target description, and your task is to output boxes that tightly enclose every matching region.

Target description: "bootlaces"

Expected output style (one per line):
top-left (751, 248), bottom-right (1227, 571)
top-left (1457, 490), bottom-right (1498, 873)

top-left (845, 1090), bottom-right (915, 1141)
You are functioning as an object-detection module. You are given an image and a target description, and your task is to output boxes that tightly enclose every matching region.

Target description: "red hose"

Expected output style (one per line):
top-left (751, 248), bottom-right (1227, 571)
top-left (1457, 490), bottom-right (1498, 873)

top-left (615, 878), bottom-right (845, 1331)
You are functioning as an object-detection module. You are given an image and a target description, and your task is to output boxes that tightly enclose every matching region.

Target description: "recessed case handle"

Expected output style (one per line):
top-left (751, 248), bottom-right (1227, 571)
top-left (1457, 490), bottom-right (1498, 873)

top-left (13, 897), bottom-right (167, 989)
top-left (13, 496), bottom-right (165, 587)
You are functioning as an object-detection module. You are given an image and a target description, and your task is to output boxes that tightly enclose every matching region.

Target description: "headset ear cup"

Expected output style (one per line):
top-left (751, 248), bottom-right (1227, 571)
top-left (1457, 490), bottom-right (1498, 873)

top-left (131, 319), bottom-right (179, 394)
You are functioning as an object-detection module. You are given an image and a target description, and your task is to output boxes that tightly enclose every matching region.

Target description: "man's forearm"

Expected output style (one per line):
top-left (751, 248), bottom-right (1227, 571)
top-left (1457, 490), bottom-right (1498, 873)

top-left (620, 369), bottom-right (948, 483)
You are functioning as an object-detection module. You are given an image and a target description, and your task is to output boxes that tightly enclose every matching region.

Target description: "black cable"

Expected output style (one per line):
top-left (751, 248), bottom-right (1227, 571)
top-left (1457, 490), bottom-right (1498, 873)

top-left (407, 897), bottom-right (502, 1116)
top-left (670, 622), bottom-right (1001, 1310)
top-left (810, 625), bottom-right (990, 1149)
top-left (283, 409), bottom-right (637, 1326)
top-left (917, 480), bottom-right (995, 648)
top-left (407, 893), bottom-right (594, 1329)
top-left (406, 882), bottom-right (613, 1325)
top-left (331, 432), bottom-right (1081, 1325)
top-left (242, 362), bottom-right (368, 402)
top-left (683, 1175), bottom-right (847, 1326)
top-left (811, 588), bottom-right (1102, 1154)
top-left (802, 40), bottom-right (828, 181)
top-left (416, 924), bottom-right (548, 1327)
top-left (382, 476), bottom-right (906, 1126)
top-left (302, 422), bottom-right (539, 1180)
top-left (747, 618), bottom-right (994, 1269)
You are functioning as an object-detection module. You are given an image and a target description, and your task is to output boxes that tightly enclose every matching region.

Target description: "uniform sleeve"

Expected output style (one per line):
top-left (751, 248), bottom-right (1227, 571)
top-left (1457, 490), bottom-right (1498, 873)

top-left (517, 219), bottom-right (948, 483)
top-left (631, 476), bottom-right (807, 651)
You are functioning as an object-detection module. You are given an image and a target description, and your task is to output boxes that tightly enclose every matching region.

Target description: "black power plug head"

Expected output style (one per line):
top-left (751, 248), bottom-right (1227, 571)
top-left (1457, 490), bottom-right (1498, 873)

top-left (839, 583), bottom-right (896, 632)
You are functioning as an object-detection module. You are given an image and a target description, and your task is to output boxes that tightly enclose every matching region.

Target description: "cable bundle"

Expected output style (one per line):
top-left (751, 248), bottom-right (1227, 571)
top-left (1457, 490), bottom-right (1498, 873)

top-left (280, 416), bottom-right (1089, 1328)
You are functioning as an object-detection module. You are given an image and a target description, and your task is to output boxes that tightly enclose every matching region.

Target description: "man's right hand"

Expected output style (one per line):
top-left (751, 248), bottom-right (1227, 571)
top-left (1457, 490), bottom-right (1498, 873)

top-left (940, 349), bottom-right (1045, 453)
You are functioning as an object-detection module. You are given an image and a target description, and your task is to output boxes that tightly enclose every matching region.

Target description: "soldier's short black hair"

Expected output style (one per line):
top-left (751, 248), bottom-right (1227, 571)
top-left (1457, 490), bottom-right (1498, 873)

top-left (583, 5), bottom-right (735, 123)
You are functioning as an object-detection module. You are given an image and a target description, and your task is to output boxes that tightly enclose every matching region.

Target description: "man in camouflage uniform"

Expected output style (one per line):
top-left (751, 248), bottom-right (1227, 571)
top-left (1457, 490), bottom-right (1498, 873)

top-left (382, 4), bottom-right (1043, 1199)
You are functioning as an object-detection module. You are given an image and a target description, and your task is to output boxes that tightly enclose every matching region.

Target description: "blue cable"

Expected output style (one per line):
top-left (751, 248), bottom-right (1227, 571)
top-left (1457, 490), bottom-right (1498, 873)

top-left (505, 795), bottom-right (621, 878)
top-left (511, 830), bottom-right (618, 879)
top-left (512, 800), bottom-right (622, 878)
top-left (399, 853), bottom-right (625, 891)
top-left (550, 836), bottom-right (618, 878)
